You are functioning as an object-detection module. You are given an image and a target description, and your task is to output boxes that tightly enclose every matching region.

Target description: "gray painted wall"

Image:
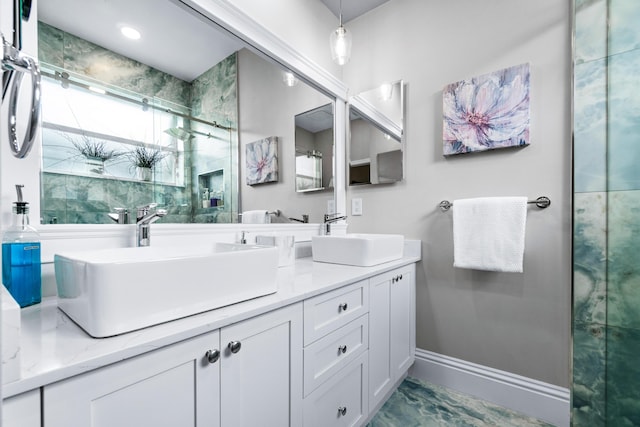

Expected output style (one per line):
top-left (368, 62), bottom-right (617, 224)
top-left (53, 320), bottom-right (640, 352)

top-left (341, 0), bottom-right (571, 387)
top-left (237, 49), bottom-right (335, 222)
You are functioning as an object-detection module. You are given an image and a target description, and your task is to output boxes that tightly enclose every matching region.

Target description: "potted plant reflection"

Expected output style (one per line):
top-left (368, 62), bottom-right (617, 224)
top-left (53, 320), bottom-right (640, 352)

top-left (127, 146), bottom-right (168, 182)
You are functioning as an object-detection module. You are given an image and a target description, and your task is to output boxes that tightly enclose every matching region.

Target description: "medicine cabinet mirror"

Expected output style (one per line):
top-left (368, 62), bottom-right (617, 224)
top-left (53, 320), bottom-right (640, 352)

top-left (294, 104), bottom-right (334, 193)
top-left (348, 80), bottom-right (404, 186)
top-left (37, 0), bottom-right (335, 224)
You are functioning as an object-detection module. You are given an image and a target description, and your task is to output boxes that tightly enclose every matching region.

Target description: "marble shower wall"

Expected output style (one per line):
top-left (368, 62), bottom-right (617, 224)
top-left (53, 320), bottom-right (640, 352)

top-left (573, 0), bottom-right (640, 425)
top-left (189, 53), bottom-right (239, 224)
top-left (38, 22), bottom-right (238, 224)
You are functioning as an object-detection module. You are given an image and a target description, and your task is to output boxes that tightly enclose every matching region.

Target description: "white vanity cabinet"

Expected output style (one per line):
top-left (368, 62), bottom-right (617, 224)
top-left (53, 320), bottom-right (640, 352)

top-left (43, 303), bottom-right (303, 427)
top-left (2, 390), bottom-right (41, 427)
top-left (369, 264), bottom-right (416, 411)
top-left (9, 259), bottom-right (418, 427)
top-left (44, 330), bottom-right (222, 427)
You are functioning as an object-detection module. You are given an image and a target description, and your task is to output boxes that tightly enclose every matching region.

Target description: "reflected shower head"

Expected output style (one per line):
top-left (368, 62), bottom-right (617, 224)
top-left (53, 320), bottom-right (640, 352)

top-left (164, 127), bottom-right (216, 142)
top-left (164, 127), bottom-right (194, 141)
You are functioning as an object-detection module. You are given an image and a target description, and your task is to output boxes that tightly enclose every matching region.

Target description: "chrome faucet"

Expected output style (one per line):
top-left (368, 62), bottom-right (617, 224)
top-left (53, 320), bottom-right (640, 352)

top-left (323, 213), bottom-right (347, 235)
top-left (136, 203), bottom-right (167, 247)
top-left (108, 208), bottom-right (129, 224)
top-left (289, 214), bottom-right (309, 224)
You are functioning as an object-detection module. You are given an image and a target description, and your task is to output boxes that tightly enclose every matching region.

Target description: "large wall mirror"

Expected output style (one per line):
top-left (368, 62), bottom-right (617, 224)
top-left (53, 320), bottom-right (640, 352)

top-left (37, 0), bottom-right (335, 224)
top-left (348, 80), bottom-right (404, 186)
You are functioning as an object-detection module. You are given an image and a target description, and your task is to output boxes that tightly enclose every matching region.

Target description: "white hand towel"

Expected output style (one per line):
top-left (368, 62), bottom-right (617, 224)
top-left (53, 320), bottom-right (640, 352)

top-left (453, 197), bottom-right (527, 273)
top-left (242, 210), bottom-right (270, 224)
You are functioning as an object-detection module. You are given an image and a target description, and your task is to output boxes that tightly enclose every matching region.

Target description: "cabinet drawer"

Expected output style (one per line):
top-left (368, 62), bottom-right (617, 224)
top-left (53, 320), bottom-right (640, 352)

top-left (304, 280), bottom-right (368, 345)
top-left (304, 314), bottom-right (368, 396)
top-left (303, 352), bottom-right (368, 427)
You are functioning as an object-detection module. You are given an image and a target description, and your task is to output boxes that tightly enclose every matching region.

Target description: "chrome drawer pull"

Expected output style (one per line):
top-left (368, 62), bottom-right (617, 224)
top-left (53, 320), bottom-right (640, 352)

top-left (338, 345), bottom-right (347, 355)
top-left (228, 341), bottom-right (242, 354)
top-left (339, 302), bottom-right (348, 312)
top-left (338, 406), bottom-right (347, 416)
top-left (205, 349), bottom-right (220, 364)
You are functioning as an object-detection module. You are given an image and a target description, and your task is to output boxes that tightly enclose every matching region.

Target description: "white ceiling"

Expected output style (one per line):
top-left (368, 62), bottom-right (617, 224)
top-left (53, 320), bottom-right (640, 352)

top-left (320, 0), bottom-right (390, 23)
top-left (38, 0), bottom-right (387, 83)
top-left (38, 0), bottom-right (244, 82)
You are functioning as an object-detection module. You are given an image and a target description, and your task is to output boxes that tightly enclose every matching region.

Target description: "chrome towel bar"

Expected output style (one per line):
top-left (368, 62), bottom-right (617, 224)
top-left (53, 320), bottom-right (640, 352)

top-left (438, 196), bottom-right (551, 212)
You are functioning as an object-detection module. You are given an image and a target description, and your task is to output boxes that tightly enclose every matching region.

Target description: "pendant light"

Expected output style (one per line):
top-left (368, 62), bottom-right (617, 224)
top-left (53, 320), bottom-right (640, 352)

top-left (330, 0), bottom-right (351, 65)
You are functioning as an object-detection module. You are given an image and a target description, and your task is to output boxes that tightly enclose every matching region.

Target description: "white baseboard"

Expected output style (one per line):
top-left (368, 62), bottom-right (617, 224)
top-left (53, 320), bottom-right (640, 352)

top-left (409, 349), bottom-right (570, 427)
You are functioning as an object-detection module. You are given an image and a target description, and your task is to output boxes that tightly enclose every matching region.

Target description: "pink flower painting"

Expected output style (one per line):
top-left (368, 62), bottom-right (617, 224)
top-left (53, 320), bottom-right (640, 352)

top-left (246, 136), bottom-right (279, 185)
top-left (443, 63), bottom-right (530, 155)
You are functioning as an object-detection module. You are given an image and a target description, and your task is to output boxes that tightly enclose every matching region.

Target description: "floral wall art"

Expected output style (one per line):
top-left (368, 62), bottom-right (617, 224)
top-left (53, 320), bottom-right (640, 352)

top-left (442, 63), bottom-right (530, 156)
top-left (246, 136), bottom-right (279, 185)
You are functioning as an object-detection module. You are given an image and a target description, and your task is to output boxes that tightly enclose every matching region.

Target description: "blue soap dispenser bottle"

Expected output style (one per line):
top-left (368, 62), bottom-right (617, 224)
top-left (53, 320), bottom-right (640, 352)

top-left (2, 184), bottom-right (41, 307)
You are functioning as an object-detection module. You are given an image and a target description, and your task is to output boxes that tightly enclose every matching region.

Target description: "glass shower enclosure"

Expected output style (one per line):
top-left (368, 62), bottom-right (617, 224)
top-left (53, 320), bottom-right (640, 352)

top-left (572, 0), bottom-right (640, 425)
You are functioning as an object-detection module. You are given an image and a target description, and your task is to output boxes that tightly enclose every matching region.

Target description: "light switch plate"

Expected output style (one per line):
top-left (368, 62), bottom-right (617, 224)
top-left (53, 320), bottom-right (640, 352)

top-left (351, 198), bottom-right (363, 216)
top-left (327, 199), bottom-right (336, 215)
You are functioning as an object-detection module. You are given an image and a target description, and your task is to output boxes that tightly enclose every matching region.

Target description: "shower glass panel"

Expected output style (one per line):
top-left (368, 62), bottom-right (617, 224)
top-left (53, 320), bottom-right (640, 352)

top-left (572, 0), bottom-right (640, 425)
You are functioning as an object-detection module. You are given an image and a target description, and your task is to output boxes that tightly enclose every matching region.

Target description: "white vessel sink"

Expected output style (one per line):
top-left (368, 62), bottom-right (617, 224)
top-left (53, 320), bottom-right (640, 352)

top-left (312, 233), bottom-right (404, 267)
top-left (54, 243), bottom-right (279, 338)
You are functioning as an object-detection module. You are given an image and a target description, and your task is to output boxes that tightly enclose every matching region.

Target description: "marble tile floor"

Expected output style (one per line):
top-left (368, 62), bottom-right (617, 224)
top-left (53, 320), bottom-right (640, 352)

top-left (369, 377), bottom-right (555, 427)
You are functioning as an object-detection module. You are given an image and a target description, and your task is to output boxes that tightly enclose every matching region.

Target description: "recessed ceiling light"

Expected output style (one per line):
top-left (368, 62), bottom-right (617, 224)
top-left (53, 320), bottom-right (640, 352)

top-left (121, 26), bottom-right (141, 40)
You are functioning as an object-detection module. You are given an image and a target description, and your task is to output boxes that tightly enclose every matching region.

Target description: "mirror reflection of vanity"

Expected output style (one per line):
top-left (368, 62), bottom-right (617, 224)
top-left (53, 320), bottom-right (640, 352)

top-left (294, 104), bottom-right (334, 193)
top-left (36, 0), bottom-right (335, 224)
top-left (349, 80), bottom-right (404, 186)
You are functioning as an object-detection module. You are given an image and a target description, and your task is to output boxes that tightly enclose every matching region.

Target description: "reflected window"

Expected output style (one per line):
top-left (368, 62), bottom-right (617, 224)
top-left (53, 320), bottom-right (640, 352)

top-left (41, 71), bottom-right (185, 186)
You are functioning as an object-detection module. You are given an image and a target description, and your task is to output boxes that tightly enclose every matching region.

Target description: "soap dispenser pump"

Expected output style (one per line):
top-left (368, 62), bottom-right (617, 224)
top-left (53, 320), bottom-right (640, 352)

top-left (2, 184), bottom-right (41, 307)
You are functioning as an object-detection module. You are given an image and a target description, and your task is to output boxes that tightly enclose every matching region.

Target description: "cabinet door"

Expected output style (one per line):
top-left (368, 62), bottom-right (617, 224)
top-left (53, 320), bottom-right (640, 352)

top-left (220, 303), bottom-right (303, 427)
top-left (390, 264), bottom-right (416, 377)
top-left (369, 272), bottom-right (393, 410)
top-left (44, 331), bottom-right (220, 427)
top-left (3, 390), bottom-right (41, 427)
top-left (369, 264), bottom-right (416, 411)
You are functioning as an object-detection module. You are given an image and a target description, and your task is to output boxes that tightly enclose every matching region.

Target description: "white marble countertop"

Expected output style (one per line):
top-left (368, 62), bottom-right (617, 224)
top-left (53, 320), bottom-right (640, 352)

top-left (3, 241), bottom-right (421, 398)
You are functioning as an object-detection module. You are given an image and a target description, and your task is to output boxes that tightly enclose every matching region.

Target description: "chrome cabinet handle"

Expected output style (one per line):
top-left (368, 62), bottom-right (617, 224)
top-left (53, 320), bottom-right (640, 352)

top-left (338, 345), bottom-right (347, 355)
top-left (338, 406), bottom-right (347, 416)
top-left (339, 302), bottom-right (348, 312)
top-left (228, 341), bottom-right (242, 354)
top-left (2, 38), bottom-right (41, 159)
top-left (205, 349), bottom-right (220, 364)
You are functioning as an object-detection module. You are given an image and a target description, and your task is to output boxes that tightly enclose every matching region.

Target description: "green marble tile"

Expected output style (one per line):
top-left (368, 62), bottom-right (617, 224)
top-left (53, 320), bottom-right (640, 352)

top-left (574, 59), bottom-right (607, 193)
top-left (609, 0), bottom-right (640, 57)
top-left (607, 190), bottom-right (640, 328)
top-left (574, 0), bottom-right (607, 64)
top-left (63, 31), bottom-right (191, 105)
top-left (38, 22), bottom-right (64, 67)
top-left (370, 377), bottom-right (553, 427)
top-left (41, 210), bottom-right (66, 225)
top-left (573, 192), bottom-right (607, 324)
top-left (606, 325), bottom-right (640, 426)
top-left (572, 322), bottom-right (606, 427)
top-left (608, 49), bottom-right (640, 191)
